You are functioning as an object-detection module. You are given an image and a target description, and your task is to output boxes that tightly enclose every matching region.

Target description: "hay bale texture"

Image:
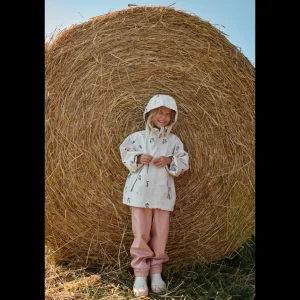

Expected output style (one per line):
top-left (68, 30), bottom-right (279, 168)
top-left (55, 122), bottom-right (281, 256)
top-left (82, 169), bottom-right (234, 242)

top-left (45, 5), bottom-right (255, 269)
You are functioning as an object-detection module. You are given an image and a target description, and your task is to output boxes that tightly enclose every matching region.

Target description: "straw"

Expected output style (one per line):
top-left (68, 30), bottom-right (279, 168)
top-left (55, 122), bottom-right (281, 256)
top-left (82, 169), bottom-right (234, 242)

top-left (45, 5), bottom-right (255, 269)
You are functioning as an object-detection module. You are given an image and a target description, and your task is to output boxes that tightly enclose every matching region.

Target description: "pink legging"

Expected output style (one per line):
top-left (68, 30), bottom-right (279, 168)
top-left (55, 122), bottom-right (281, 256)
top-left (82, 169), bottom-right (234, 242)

top-left (130, 207), bottom-right (170, 277)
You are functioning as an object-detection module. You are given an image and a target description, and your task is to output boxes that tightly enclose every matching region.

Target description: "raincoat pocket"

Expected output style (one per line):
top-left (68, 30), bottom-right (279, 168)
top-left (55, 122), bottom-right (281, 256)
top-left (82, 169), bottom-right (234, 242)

top-left (130, 165), bottom-right (144, 192)
top-left (166, 178), bottom-right (171, 200)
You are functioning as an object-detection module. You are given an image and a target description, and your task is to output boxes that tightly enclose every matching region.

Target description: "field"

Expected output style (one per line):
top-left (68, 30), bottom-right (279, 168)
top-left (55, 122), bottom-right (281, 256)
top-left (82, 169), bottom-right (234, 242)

top-left (45, 235), bottom-right (255, 299)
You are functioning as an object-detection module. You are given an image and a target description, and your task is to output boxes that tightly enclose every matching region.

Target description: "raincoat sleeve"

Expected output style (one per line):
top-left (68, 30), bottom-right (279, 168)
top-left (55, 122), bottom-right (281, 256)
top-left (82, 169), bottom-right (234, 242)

top-left (166, 137), bottom-right (189, 177)
top-left (120, 133), bottom-right (144, 173)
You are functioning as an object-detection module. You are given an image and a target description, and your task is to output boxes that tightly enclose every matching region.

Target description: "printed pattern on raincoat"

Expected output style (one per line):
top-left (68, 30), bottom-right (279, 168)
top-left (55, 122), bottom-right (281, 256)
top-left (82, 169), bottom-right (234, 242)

top-left (120, 94), bottom-right (189, 211)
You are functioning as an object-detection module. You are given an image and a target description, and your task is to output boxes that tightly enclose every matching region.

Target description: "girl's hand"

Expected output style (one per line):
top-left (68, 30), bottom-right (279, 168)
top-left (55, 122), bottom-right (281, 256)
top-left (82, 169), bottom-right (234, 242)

top-left (138, 154), bottom-right (153, 165)
top-left (153, 156), bottom-right (172, 168)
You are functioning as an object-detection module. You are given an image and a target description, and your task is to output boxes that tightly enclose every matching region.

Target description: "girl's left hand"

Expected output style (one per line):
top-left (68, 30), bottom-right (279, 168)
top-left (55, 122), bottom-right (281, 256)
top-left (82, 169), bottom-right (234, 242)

top-left (153, 156), bottom-right (172, 168)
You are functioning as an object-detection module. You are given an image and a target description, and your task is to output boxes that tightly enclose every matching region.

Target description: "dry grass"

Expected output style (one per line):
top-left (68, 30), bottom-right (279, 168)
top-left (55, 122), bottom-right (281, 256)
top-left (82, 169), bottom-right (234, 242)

top-left (45, 5), bottom-right (255, 268)
top-left (45, 237), bottom-right (255, 299)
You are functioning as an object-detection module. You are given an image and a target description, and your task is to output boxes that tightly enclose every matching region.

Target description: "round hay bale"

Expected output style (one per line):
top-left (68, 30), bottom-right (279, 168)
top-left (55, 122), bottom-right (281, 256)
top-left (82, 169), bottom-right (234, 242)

top-left (45, 5), bottom-right (255, 269)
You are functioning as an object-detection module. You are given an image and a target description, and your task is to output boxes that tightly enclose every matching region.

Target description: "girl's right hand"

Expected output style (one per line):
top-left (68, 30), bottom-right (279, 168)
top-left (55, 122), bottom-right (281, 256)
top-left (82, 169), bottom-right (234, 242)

top-left (138, 154), bottom-right (153, 165)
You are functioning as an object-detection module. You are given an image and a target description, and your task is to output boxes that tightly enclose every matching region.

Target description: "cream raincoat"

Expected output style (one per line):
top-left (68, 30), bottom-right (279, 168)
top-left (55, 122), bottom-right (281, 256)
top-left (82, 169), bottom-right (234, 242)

top-left (120, 94), bottom-right (189, 211)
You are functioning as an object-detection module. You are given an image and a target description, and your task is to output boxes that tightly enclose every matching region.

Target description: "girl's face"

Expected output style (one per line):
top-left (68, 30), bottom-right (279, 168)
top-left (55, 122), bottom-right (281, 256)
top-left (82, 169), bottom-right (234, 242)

top-left (152, 106), bottom-right (172, 128)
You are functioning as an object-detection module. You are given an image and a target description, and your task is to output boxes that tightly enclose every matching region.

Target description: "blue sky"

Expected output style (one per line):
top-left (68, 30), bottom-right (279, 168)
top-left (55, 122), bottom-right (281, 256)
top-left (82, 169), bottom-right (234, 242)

top-left (45, 0), bottom-right (255, 65)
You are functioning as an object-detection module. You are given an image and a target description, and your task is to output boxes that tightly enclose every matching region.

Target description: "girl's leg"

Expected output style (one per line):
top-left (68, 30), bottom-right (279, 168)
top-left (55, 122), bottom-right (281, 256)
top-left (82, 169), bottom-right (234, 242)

top-left (149, 209), bottom-right (170, 275)
top-left (130, 207), bottom-right (153, 277)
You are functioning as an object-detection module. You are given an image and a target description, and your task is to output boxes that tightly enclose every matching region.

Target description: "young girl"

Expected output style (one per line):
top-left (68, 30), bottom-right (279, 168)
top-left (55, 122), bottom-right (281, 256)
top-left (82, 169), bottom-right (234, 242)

top-left (120, 94), bottom-right (189, 297)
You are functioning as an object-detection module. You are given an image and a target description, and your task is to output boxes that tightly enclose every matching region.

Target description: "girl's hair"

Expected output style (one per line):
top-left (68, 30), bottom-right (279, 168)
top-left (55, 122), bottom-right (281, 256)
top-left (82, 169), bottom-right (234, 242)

top-left (145, 107), bottom-right (176, 133)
